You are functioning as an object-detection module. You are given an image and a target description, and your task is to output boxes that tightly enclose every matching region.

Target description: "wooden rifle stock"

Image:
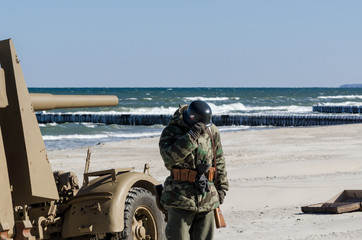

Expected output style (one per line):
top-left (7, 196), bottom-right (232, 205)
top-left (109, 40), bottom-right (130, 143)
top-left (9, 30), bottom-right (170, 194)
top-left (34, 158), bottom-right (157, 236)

top-left (214, 207), bottom-right (226, 228)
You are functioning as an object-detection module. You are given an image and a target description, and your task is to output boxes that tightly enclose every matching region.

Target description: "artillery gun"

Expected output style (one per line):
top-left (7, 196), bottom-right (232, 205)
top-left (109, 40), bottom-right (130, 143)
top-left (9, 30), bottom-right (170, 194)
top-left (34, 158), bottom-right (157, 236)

top-left (0, 39), bottom-right (164, 240)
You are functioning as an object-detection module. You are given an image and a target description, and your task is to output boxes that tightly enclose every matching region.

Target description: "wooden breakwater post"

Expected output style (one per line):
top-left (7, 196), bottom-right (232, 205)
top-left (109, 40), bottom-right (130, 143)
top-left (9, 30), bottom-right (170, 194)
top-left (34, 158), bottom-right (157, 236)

top-left (36, 113), bottom-right (362, 127)
top-left (313, 105), bottom-right (362, 114)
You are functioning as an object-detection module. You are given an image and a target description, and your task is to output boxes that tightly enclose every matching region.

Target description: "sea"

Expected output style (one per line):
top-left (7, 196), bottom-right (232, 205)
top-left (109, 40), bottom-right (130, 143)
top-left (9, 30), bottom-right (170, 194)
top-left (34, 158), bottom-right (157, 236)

top-left (29, 88), bottom-right (362, 150)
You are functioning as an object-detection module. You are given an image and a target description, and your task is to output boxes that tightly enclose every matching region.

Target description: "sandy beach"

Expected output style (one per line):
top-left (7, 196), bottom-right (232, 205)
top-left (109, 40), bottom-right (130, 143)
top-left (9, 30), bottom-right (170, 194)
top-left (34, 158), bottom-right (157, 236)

top-left (48, 124), bottom-right (362, 240)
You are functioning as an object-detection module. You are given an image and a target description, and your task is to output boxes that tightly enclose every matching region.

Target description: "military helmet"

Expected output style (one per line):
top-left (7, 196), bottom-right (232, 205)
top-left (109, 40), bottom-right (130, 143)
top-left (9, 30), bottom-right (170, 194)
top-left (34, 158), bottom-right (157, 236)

top-left (183, 100), bottom-right (212, 127)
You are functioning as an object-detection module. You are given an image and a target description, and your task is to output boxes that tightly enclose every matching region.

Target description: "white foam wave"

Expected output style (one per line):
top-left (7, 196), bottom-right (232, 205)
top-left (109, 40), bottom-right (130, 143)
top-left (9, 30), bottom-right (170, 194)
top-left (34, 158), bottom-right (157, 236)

top-left (81, 122), bottom-right (97, 128)
top-left (285, 106), bottom-right (311, 113)
top-left (43, 131), bottom-right (162, 141)
top-left (43, 126), bottom-right (253, 142)
top-left (318, 95), bottom-right (362, 99)
top-left (208, 103), bottom-right (246, 114)
top-left (117, 106), bottom-right (176, 114)
top-left (208, 103), bottom-right (311, 114)
top-left (44, 103), bottom-right (311, 115)
top-left (184, 97), bottom-right (235, 101)
top-left (246, 105), bottom-right (311, 113)
top-left (39, 123), bottom-right (58, 127)
top-left (317, 102), bottom-right (362, 106)
top-left (218, 126), bottom-right (250, 132)
top-left (52, 108), bottom-right (177, 115)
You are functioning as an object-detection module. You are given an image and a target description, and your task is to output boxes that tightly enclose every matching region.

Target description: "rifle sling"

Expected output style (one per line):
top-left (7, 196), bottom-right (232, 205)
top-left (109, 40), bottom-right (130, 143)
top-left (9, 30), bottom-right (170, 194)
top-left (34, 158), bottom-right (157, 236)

top-left (207, 128), bottom-right (217, 181)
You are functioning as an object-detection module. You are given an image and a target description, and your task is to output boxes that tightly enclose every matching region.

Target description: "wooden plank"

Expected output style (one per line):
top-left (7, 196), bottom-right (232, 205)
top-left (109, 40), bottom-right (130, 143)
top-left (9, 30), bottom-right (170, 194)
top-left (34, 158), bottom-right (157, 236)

top-left (301, 203), bottom-right (325, 213)
top-left (322, 202), bottom-right (361, 214)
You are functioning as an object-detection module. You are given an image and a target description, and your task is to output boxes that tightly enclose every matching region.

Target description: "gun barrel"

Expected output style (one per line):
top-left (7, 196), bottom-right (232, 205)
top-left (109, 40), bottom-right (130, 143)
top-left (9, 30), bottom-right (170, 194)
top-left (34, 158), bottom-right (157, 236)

top-left (30, 93), bottom-right (119, 111)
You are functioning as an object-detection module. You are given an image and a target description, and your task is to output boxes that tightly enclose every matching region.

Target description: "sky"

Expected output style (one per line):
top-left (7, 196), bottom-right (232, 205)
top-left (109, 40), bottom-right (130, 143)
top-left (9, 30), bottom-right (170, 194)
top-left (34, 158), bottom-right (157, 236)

top-left (1, 1), bottom-right (362, 88)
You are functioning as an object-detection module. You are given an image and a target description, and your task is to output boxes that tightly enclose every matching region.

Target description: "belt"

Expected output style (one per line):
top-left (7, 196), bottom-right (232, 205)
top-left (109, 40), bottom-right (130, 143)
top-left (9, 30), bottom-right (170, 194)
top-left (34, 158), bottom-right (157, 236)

top-left (172, 167), bottom-right (216, 183)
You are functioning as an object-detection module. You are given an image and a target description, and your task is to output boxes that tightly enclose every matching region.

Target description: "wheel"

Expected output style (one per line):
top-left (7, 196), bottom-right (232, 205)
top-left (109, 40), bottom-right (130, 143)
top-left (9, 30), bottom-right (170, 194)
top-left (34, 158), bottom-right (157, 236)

top-left (73, 187), bottom-right (165, 240)
top-left (117, 187), bottom-right (165, 240)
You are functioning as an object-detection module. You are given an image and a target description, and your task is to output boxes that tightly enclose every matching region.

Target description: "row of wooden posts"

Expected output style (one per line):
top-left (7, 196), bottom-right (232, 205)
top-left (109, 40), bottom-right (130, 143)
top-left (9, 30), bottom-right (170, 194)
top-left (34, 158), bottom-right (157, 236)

top-left (313, 105), bottom-right (362, 114)
top-left (36, 113), bottom-right (362, 126)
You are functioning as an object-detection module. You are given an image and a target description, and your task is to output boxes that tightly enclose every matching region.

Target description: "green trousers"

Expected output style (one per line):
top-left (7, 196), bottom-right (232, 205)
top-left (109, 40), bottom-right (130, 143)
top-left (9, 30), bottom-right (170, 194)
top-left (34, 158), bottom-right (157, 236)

top-left (165, 208), bottom-right (214, 240)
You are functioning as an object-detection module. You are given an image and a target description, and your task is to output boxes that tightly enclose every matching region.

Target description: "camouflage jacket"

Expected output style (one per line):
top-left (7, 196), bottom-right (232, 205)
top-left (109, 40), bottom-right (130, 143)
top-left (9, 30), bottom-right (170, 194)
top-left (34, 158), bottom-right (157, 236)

top-left (159, 105), bottom-right (229, 212)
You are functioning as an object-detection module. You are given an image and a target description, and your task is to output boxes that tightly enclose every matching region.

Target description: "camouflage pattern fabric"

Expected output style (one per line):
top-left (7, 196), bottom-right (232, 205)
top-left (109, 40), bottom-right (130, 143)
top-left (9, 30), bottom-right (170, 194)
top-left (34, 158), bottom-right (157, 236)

top-left (159, 105), bottom-right (229, 212)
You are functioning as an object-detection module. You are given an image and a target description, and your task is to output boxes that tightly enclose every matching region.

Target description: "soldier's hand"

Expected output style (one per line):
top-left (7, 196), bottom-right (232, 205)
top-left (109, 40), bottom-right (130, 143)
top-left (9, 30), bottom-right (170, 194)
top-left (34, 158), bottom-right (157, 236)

top-left (218, 189), bottom-right (226, 204)
top-left (188, 122), bottom-right (206, 140)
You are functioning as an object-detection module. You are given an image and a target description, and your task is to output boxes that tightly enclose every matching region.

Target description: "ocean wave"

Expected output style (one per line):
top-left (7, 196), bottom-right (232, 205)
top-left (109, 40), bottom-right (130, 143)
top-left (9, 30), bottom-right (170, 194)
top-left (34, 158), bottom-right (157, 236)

top-left (218, 126), bottom-right (250, 132)
top-left (81, 122), bottom-right (97, 128)
top-left (52, 107), bottom-right (177, 115)
top-left (318, 95), bottom-right (362, 99)
top-left (184, 97), bottom-right (239, 101)
top-left (43, 103), bottom-right (312, 115)
top-left (39, 122), bottom-right (58, 127)
top-left (317, 101), bottom-right (362, 106)
top-left (42, 126), bottom-right (252, 142)
top-left (207, 103), bottom-right (246, 114)
top-left (208, 103), bottom-right (311, 114)
top-left (43, 131), bottom-right (162, 141)
top-left (115, 106), bottom-right (176, 114)
top-left (246, 105), bottom-right (311, 113)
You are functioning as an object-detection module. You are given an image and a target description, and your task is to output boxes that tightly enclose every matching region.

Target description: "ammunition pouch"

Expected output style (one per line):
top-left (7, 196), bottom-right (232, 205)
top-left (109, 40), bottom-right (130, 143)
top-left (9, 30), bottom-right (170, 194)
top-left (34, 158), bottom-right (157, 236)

top-left (171, 167), bottom-right (216, 183)
top-left (171, 167), bottom-right (216, 194)
top-left (207, 167), bottom-right (216, 181)
top-left (172, 169), bottom-right (197, 182)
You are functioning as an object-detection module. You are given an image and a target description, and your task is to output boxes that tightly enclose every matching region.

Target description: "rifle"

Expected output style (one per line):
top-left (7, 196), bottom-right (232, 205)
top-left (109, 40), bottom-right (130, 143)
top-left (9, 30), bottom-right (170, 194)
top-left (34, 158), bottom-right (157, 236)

top-left (214, 207), bottom-right (226, 228)
top-left (207, 128), bottom-right (227, 228)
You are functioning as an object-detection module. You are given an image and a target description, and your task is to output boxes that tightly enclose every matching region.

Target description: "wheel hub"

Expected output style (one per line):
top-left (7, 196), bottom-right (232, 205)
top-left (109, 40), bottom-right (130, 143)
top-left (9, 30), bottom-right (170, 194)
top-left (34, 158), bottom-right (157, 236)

top-left (132, 205), bottom-right (157, 240)
top-left (135, 225), bottom-right (146, 238)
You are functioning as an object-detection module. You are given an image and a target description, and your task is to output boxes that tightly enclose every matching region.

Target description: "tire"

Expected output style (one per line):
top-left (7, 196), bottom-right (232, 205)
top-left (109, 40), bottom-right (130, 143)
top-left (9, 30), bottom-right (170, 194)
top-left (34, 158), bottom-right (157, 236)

top-left (73, 187), bottom-right (165, 240)
top-left (116, 187), bottom-right (165, 240)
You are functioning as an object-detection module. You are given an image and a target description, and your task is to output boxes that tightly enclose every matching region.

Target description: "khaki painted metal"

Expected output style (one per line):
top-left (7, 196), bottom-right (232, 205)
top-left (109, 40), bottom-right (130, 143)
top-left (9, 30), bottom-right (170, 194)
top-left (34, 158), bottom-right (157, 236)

top-left (0, 130), bottom-right (14, 236)
top-left (62, 170), bottom-right (159, 238)
top-left (30, 93), bottom-right (118, 111)
top-left (0, 69), bottom-right (12, 236)
top-left (0, 38), bottom-right (123, 239)
top-left (0, 39), bottom-right (59, 206)
top-left (0, 68), bottom-right (8, 107)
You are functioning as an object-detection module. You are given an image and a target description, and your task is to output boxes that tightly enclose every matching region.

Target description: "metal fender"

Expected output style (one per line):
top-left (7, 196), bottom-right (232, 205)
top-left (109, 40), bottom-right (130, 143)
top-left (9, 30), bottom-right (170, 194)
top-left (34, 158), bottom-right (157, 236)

top-left (61, 169), bottom-right (159, 238)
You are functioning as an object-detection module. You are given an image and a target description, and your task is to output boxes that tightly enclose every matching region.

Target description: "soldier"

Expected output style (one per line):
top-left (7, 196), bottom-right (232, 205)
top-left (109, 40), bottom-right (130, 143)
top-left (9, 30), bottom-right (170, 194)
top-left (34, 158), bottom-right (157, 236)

top-left (159, 100), bottom-right (229, 240)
